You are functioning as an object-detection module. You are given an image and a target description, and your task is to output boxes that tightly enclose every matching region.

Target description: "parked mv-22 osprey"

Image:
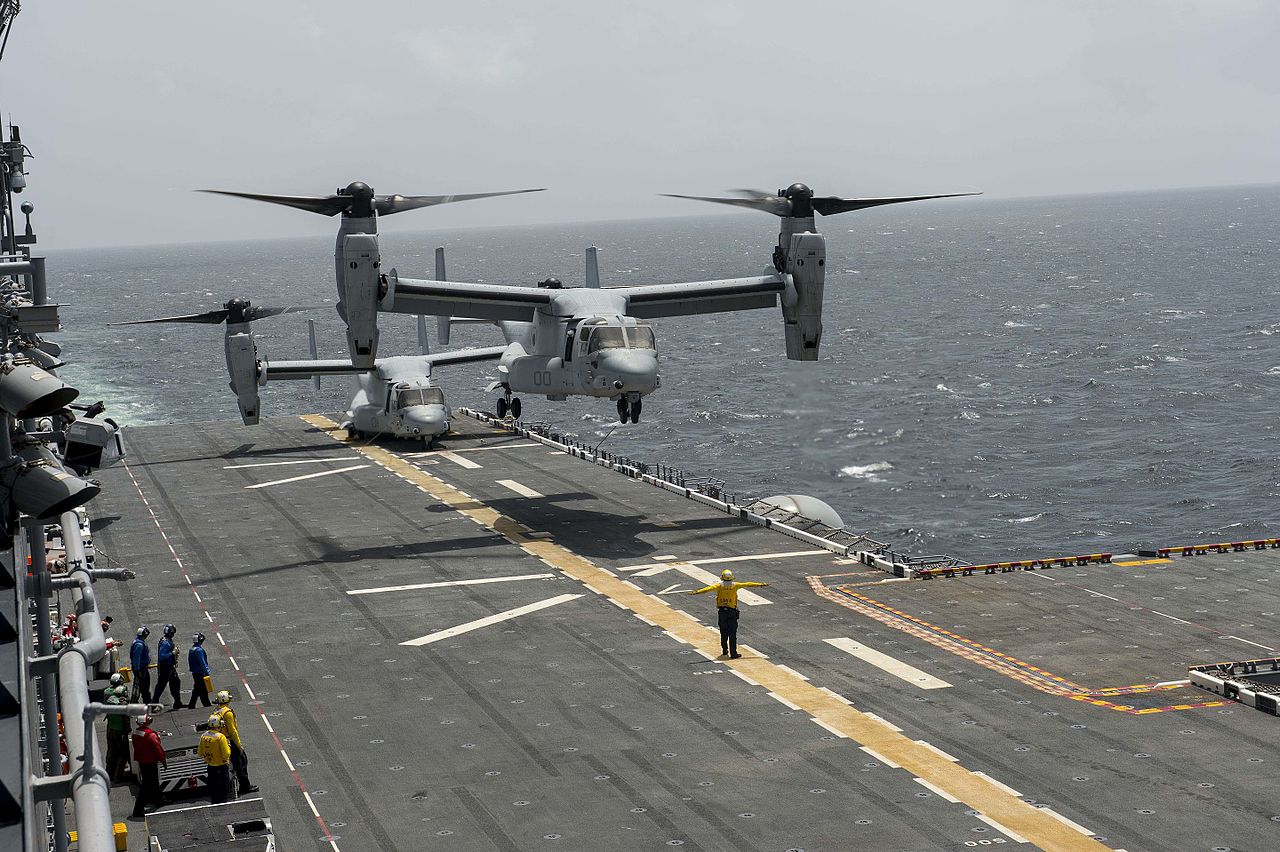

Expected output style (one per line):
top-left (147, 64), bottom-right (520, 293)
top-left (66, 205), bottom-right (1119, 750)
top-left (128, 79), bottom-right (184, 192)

top-left (207, 180), bottom-right (976, 423)
top-left (111, 300), bottom-right (505, 446)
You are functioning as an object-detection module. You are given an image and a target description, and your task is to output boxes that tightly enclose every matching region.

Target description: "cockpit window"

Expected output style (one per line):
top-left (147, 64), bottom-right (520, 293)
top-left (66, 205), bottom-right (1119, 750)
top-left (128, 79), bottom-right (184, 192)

top-left (586, 327), bottom-right (627, 353)
top-left (627, 325), bottom-right (656, 350)
top-left (397, 388), bottom-right (444, 407)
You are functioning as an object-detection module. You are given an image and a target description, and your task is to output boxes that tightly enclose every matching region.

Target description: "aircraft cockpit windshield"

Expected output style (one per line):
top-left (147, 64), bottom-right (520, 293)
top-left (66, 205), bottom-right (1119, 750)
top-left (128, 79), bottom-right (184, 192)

top-left (627, 325), bottom-right (656, 350)
top-left (584, 325), bottom-right (656, 353)
top-left (397, 387), bottom-right (445, 407)
top-left (586, 327), bottom-right (627, 353)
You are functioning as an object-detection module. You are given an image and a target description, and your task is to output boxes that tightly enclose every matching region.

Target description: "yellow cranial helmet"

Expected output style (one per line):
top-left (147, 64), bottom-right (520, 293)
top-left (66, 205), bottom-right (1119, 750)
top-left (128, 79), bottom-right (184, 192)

top-left (207, 714), bottom-right (225, 730)
top-left (720, 569), bottom-right (734, 581)
top-left (214, 690), bottom-right (232, 705)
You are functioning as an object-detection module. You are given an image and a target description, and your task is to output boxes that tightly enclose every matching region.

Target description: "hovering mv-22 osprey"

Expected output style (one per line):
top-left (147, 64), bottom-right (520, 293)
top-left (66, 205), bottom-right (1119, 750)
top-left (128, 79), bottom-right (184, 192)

top-left (208, 181), bottom-right (975, 423)
top-left (110, 300), bottom-right (506, 446)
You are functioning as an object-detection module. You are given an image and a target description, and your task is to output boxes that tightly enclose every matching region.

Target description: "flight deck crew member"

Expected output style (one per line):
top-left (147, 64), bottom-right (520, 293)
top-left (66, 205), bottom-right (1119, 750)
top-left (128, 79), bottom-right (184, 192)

top-left (688, 569), bottom-right (769, 658)
top-left (187, 632), bottom-right (212, 708)
top-left (198, 714), bottom-right (233, 805)
top-left (152, 623), bottom-right (183, 709)
top-left (213, 690), bottom-right (258, 796)
top-left (130, 626), bottom-right (152, 703)
top-left (104, 676), bottom-right (132, 784)
top-left (129, 714), bottom-right (167, 818)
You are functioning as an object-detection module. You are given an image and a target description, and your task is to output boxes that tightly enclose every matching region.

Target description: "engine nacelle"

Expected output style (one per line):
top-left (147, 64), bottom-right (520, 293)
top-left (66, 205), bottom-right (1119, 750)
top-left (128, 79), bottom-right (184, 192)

top-left (781, 231), bottom-right (825, 360)
top-left (340, 233), bottom-right (380, 369)
top-left (224, 328), bottom-right (261, 424)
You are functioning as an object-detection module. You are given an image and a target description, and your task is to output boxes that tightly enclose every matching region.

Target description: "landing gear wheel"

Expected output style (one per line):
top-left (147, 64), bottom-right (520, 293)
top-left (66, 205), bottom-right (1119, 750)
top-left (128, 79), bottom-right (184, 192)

top-left (510, 398), bottom-right (522, 420)
top-left (616, 397), bottom-right (630, 423)
top-left (630, 399), bottom-right (642, 424)
top-left (348, 428), bottom-right (362, 440)
top-left (496, 397), bottom-right (508, 418)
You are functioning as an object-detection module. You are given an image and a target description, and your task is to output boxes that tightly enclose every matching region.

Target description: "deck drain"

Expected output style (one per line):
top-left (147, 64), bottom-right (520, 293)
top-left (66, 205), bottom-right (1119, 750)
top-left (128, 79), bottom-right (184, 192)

top-left (514, 801), bottom-right (529, 807)
top-left (631, 808), bottom-right (647, 813)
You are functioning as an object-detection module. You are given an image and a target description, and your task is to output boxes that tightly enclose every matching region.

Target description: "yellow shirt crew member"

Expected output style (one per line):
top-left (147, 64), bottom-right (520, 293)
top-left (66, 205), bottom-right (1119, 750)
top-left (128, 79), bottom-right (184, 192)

top-left (197, 728), bottom-right (231, 767)
top-left (213, 704), bottom-right (241, 750)
top-left (199, 716), bottom-right (234, 805)
top-left (688, 569), bottom-right (769, 658)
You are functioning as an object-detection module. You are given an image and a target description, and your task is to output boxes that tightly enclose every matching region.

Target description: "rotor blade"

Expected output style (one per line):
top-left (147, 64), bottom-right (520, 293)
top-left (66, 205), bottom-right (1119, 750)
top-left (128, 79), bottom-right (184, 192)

top-left (198, 189), bottom-right (348, 216)
top-left (374, 188), bottom-right (546, 216)
top-left (243, 304), bottom-right (328, 322)
top-left (107, 309), bottom-right (231, 326)
top-left (660, 192), bottom-right (793, 217)
top-left (812, 191), bottom-right (981, 216)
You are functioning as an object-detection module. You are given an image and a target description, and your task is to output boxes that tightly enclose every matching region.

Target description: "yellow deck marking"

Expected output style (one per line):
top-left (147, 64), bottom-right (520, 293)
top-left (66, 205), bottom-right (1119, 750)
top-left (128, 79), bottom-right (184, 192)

top-left (301, 414), bottom-right (1107, 852)
top-left (1113, 558), bottom-right (1171, 566)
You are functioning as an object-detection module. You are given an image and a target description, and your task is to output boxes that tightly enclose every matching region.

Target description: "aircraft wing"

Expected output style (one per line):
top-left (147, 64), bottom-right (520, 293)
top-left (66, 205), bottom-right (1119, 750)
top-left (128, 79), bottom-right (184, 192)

top-left (260, 359), bottom-right (365, 381)
top-left (385, 271), bottom-right (551, 322)
top-left (425, 345), bottom-right (508, 368)
top-left (614, 275), bottom-right (785, 318)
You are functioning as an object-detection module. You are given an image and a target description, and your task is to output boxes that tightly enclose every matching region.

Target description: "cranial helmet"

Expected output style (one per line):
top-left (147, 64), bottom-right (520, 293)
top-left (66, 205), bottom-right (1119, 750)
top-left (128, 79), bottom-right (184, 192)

top-left (136, 626), bottom-right (150, 638)
top-left (213, 690), bottom-right (232, 705)
top-left (109, 673), bottom-right (124, 686)
top-left (193, 632), bottom-right (205, 645)
top-left (207, 714), bottom-right (225, 730)
top-left (136, 714), bottom-right (152, 726)
top-left (720, 569), bottom-right (734, 581)
top-left (163, 623), bottom-right (176, 638)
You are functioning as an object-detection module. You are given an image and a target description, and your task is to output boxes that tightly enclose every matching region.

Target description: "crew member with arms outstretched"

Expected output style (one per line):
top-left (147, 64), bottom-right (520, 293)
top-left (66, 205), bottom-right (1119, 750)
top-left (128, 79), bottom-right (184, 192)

top-left (688, 569), bottom-right (769, 658)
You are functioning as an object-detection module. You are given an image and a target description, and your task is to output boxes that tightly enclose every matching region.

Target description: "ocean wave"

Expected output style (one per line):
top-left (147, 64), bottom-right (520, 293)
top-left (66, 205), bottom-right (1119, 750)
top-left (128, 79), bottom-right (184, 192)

top-left (1004, 320), bottom-right (1030, 328)
top-left (839, 461), bottom-right (893, 482)
top-left (1006, 513), bottom-right (1045, 524)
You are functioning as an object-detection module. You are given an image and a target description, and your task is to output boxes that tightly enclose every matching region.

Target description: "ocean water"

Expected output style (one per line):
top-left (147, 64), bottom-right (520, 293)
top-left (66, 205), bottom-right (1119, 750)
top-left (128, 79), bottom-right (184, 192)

top-left (47, 185), bottom-right (1280, 561)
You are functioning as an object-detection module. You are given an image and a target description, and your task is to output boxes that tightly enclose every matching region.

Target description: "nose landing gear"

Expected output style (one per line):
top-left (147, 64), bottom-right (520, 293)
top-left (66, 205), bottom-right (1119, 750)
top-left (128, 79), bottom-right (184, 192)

top-left (615, 394), bottom-right (643, 424)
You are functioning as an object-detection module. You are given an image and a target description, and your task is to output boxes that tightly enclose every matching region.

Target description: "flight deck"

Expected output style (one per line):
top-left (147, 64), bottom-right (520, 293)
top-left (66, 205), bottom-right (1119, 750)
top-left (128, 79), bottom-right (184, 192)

top-left (88, 413), bottom-right (1280, 852)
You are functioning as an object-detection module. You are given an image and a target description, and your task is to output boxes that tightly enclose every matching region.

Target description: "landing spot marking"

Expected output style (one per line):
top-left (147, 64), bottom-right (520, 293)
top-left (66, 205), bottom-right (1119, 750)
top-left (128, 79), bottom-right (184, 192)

top-left (1225, 634), bottom-right (1275, 652)
top-left (497, 479), bottom-right (544, 498)
top-left (244, 464), bottom-right (369, 489)
top-left (224, 456), bottom-right (361, 470)
top-left (303, 414), bottom-right (1107, 852)
top-left (825, 637), bottom-right (952, 689)
top-left (401, 593), bottom-right (583, 646)
top-left (348, 573), bottom-right (556, 596)
top-left (621, 549), bottom-right (827, 572)
top-left (438, 451), bottom-right (482, 469)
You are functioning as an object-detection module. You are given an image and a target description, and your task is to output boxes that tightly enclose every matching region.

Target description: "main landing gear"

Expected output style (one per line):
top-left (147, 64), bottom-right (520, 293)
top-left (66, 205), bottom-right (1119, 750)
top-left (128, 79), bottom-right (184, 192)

top-left (496, 393), bottom-right (521, 420)
top-left (616, 394), bottom-right (642, 424)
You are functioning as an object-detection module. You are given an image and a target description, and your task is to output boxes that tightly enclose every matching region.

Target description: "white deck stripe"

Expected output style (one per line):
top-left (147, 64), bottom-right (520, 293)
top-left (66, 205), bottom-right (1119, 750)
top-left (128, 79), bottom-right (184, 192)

top-left (973, 771), bottom-right (1022, 798)
top-left (825, 637), bottom-right (952, 689)
top-left (621, 549), bottom-right (827, 572)
top-left (224, 457), bottom-right (359, 470)
top-left (438, 451), bottom-right (482, 469)
top-left (244, 464), bottom-right (369, 489)
top-left (976, 813), bottom-right (1030, 844)
top-left (347, 573), bottom-right (556, 596)
top-left (497, 479), bottom-right (544, 498)
top-left (1037, 806), bottom-right (1095, 837)
top-left (915, 777), bottom-right (960, 802)
top-left (1226, 635), bottom-right (1276, 651)
top-left (404, 443), bottom-right (540, 457)
top-left (400, 593), bottom-right (583, 646)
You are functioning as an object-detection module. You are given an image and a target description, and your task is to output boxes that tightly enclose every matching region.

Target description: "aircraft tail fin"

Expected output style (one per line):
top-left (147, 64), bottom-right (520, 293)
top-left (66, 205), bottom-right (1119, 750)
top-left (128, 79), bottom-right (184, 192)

top-left (585, 245), bottom-right (600, 288)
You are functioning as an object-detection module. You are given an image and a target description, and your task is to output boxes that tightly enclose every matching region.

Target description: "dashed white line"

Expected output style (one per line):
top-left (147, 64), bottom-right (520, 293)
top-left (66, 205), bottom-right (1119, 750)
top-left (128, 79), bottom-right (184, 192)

top-left (1151, 610), bottom-right (1192, 625)
top-left (812, 718), bottom-right (849, 738)
top-left (975, 813), bottom-right (1030, 844)
top-left (914, 740), bottom-right (959, 762)
top-left (914, 777), bottom-right (960, 802)
top-left (768, 692), bottom-right (801, 710)
top-left (973, 771), bottom-right (1023, 798)
top-left (438, 451), bottom-right (482, 469)
top-left (825, 637), bottom-right (952, 689)
top-left (859, 746), bottom-right (900, 768)
top-left (1225, 635), bottom-right (1276, 651)
top-left (620, 549), bottom-right (827, 572)
top-left (496, 478), bottom-right (543, 498)
top-left (1036, 805), bottom-right (1095, 837)
top-left (261, 716), bottom-right (275, 734)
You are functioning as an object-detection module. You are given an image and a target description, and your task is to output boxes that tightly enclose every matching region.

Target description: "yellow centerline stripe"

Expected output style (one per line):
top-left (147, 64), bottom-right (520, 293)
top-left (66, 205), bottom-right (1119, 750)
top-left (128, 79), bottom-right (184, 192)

top-left (301, 415), bottom-right (1107, 852)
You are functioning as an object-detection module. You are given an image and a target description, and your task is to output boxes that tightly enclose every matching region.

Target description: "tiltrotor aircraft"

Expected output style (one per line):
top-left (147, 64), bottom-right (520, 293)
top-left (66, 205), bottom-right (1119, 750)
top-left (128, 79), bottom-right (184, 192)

top-left (112, 301), bottom-right (504, 446)
top-left (399, 183), bottom-right (978, 422)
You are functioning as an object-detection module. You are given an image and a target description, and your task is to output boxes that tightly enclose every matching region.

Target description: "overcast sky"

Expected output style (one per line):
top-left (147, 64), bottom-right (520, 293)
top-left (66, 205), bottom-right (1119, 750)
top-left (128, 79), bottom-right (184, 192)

top-left (3, 1), bottom-right (1278, 249)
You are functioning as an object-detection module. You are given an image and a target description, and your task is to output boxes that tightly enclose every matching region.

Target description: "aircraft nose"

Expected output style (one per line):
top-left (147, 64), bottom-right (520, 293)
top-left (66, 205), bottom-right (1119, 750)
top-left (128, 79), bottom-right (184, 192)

top-left (402, 405), bottom-right (448, 436)
top-left (598, 350), bottom-right (658, 393)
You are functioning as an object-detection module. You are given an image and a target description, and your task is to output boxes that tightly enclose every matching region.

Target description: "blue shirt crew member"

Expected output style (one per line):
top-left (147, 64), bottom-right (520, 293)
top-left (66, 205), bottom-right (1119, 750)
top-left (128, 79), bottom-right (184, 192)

top-left (688, 569), bottom-right (769, 659)
top-left (151, 623), bottom-right (183, 709)
top-left (187, 632), bottom-right (212, 708)
top-left (129, 626), bottom-right (152, 702)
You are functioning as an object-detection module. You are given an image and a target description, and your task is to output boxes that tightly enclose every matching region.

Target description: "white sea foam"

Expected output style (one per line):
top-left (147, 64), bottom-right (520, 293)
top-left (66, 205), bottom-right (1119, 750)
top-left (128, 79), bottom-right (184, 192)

top-left (1004, 321), bottom-right (1030, 328)
top-left (1007, 513), bottom-right (1045, 524)
top-left (839, 462), bottom-right (893, 482)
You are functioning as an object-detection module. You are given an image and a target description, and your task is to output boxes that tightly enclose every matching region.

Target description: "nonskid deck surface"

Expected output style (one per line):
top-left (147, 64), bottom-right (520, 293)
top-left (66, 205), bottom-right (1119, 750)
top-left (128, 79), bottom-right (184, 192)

top-left (89, 414), bottom-right (1280, 852)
